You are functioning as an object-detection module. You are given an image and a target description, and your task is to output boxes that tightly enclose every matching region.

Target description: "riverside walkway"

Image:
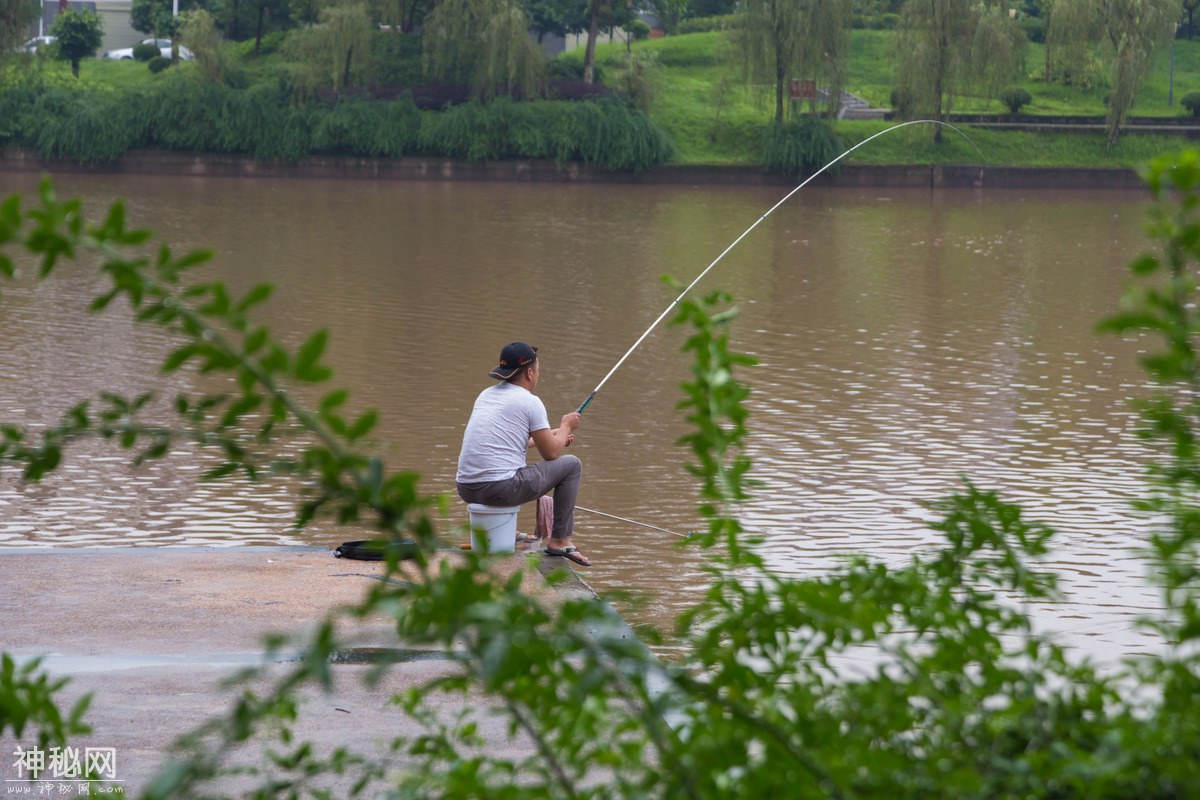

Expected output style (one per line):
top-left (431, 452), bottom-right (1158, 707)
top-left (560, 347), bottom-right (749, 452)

top-left (0, 547), bottom-right (613, 796)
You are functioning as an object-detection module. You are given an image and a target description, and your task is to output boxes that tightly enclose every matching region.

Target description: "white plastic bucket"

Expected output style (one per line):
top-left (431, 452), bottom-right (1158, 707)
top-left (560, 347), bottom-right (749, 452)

top-left (467, 503), bottom-right (520, 554)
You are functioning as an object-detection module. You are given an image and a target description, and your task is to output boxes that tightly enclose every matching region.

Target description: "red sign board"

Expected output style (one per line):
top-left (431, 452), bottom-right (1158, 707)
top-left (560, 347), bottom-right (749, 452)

top-left (789, 79), bottom-right (816, 101)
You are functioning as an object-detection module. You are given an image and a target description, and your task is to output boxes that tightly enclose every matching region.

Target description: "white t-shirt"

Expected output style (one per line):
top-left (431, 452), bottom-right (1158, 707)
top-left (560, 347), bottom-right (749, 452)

top-left (456, 382), bottom-right (552, 483)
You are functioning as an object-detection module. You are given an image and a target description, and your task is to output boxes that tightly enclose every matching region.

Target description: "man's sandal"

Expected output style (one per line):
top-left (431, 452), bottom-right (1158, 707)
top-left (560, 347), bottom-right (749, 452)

top-left (544, 546), bottom-right (591, 567)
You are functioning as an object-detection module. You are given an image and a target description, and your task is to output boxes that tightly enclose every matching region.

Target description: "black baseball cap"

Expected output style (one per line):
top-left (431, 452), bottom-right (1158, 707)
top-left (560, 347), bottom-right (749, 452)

top-left (489, 342), bottom-right (538, 380)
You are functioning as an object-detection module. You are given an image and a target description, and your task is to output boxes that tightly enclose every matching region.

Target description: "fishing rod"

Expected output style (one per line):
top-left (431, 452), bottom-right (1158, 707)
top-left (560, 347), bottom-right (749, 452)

top-left (576, 119), bottom-right (981, 415)
top-left (576, 505), bottom-right (692, 538)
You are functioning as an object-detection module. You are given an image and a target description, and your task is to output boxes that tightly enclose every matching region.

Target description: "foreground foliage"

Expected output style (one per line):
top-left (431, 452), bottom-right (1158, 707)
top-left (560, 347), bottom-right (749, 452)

top-left (2, 152), bottom-right (1200, 796)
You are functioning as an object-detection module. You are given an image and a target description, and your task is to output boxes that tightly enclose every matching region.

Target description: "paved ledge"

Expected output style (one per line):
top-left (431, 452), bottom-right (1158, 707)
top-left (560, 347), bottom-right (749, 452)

top-left (0, 547), bottom-right (602, 795)
top-left (0, 147), bottom-right (1148, 190)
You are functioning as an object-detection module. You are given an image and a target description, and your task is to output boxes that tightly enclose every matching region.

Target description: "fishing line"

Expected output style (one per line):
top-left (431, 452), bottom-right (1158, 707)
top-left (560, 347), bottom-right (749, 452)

top-left (576, 119), bottom-right (982, 414)
top-left (576, 505), bottom-right (692, 538)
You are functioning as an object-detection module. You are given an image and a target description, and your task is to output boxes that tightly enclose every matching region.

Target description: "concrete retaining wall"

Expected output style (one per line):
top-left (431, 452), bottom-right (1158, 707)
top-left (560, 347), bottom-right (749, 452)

top-left (0, 147), bottom-right (1148, 191)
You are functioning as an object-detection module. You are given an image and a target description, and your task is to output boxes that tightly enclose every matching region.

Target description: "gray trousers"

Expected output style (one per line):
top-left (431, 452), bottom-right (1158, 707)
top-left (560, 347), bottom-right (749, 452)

top-left (457, 455), bottom-right (582, 538)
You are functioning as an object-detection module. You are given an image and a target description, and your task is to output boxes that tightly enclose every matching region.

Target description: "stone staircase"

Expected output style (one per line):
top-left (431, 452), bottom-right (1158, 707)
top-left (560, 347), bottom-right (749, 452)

top-left (839, 92), bottom-right (888, 120)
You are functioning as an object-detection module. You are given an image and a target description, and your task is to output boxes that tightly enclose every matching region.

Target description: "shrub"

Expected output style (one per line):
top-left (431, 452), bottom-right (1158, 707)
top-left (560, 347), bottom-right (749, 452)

top-left (761, 117), bottom-right (843, 177)
top-left (255, 30), bottom-right (286, 56)
top-left (610, 51), bottom-right (659, 111)
top-left (4, 76), bottom-right (668, 168)
top-left (132, 41), bottom-right (160, 61)
top-left (143, 73), bottom-right (236, 151)
top-left (25, 86), bottom-right (147, 162)
top-left (147, 55), bottom-right (171, 73)
top-left (368, 31), bottom-right (422, 85)
top-left (309, 95), bottom-right (422, 157)
top-left (416, 97), bottom-right (673, 171)
top-left (1019, 15), bottom-right (1046, 42)
top-left (872, 12), bottom-right (901, 29)
top-left (675, 14), bottom-right (735, 34)
top-left (999, 86), bottom-right (1032, 114)
top-left (547, 57), bottom-right (604, 84)
top-left (226, 30), bottom-right (285, 59)
top-left (178, 9), bottom-right (225, 84)
top-left (625, 18), bottom-right (650, 40)
top-left (543, 79), bottom-right (610, 101)
top-left (1182, 91), bottom-right (1200, 118)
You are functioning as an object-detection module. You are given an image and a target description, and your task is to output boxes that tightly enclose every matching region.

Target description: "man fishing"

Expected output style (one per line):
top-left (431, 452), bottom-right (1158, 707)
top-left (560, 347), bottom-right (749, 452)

top-left (456, 342), bottom-right (589, 567)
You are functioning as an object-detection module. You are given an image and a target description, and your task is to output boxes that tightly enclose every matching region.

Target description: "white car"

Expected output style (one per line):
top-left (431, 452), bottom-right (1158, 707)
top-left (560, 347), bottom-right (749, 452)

top-left (102, 38), bottom-right (193, 60)
top-left (16, 35), bottom-right (56, 53)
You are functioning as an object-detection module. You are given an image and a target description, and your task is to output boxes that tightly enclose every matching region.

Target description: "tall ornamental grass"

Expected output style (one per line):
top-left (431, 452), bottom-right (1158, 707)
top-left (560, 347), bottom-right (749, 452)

top-left (417, 97), bottom-right (675, 170)
top-left (0, 77), bottom-right (673, 171)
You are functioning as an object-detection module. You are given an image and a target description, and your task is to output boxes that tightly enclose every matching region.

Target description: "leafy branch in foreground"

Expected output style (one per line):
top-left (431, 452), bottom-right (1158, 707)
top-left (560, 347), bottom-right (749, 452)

top-left (2, 162), bottom-right (1200, 798)
top-left (1101, 149), bottom-right (1200, 658)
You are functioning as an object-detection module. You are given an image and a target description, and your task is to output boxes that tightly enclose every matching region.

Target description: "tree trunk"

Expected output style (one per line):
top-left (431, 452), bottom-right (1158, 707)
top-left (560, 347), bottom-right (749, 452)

top-left (933, 34), bottom-right (945, 142)
top-left (70, 57), bottom-right (79, 77)
top-left (774, 45), bottom-right (785, 124)
top-left (342, 45), bottom-right (353, 92)
top-left (254, 0), bottom-right (265, 55)
top-left (1042, 8), bottom-right (1052, 82)
top-left (229, 0), bottom-right (240, 41)
top-left (582, 0), bottom-right (601, 84)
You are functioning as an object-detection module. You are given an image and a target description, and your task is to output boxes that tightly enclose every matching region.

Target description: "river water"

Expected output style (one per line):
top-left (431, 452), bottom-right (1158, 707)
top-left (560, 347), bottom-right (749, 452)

top-left (0, 172), bottom-right (1170, 662)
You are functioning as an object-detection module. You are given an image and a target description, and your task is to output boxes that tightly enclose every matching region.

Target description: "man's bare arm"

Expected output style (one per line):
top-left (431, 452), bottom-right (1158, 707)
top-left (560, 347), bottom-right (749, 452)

top-left (531, 413), bottom-right (581, 460)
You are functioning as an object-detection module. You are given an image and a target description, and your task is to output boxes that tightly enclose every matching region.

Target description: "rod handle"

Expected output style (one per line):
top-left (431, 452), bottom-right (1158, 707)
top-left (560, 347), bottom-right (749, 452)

top-left (576, 391), bottom-right (596, 414)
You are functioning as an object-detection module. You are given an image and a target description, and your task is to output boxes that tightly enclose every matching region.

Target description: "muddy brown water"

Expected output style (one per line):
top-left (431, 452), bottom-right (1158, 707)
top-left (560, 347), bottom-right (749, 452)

top-left (0, 172), bottom-right (1168, 660)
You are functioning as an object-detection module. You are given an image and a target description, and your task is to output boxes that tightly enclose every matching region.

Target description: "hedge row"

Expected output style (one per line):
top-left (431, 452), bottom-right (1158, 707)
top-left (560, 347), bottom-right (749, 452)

top-left (0, 73), bottom-right (675, 172)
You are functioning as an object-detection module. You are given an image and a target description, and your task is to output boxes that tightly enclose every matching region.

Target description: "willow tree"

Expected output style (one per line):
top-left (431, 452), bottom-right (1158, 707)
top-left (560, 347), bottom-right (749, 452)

top-left (1, 0), bottom-right (39, 54)
top-left (1050, 0), bottom-right (1180, 145)
top-left (894, 0), bottom-right (1025, 141)
top-left (423, 0), bottom-right (544, 100)
top-left (734, 0), bottom-right (853, 123)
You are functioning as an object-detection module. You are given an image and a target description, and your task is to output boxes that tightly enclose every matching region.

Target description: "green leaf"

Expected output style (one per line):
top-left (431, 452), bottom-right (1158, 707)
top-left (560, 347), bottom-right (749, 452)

top-left (172, 249), bottom-right (213, 271)
top-left (296, 329), bottom-right (330, 373)
top-left (100, 200), bottom-right (126, 241)
top-left (0, 194), bottom-right (20, 240)
top-left (296, 364), bottom-right (333, 383)
top-left (221, 394), bottom-right (263, 428)
top-left (320, 390), bottom-right (349, 414)
top-left (244, 327), bottom-right (269, 355)
top-left (199, 283), bottom-right (231, 317)
top-left (348, 410), bottom-right (378, 441)
top-left (262, 346), bottom-right (289, 374)
top-left (162, 345), bottom-right (198, 373)
top-left (201, 462), bottom-right (239, 481)
top-left (236, 284), bottom-right (273, 314)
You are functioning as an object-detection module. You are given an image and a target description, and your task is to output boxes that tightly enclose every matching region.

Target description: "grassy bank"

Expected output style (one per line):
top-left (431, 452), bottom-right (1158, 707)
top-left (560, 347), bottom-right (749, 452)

top-left (9, 27), bottom-right (1200, 170)
top-left (564, 29), bottom-right (1200, 167)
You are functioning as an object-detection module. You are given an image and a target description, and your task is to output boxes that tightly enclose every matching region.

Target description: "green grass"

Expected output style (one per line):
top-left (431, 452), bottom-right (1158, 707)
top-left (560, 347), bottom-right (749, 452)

top-left (13, 27), bottom-right (1200, 169)
top-left (592, 29), bottom-right (1200, 166)
top-left (14, 51), bottom-right (196, 87)
top-left (838, 120), bottom-right (1187, 166)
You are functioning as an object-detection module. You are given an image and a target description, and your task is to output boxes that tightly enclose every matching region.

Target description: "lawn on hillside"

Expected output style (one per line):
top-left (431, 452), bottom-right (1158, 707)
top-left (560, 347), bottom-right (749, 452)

top-left (15, 25), bottom-right (1200, 169)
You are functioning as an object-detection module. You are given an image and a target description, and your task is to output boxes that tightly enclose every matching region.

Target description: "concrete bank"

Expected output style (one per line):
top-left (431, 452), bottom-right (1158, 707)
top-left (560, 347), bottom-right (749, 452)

top-left (0, 147), bottom-right (1148, 190)
top-left (0, 546), bottom-right (618, 796)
